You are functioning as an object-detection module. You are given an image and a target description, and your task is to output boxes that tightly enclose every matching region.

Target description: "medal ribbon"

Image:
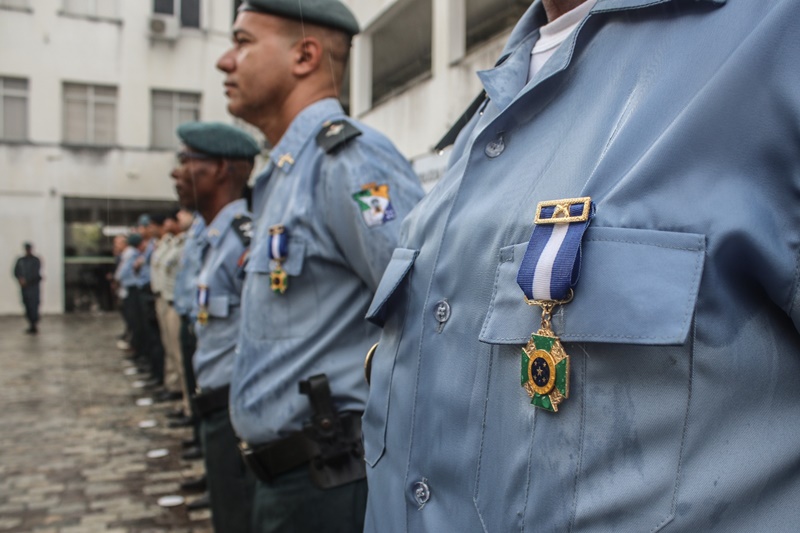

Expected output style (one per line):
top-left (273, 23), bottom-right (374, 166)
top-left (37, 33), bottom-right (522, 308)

top-left (268, 226), bottom-right (288, 262)
top-left (517, 198), bottom-right (595, 301)
top-left (197, 285), bottom-right (209, 308)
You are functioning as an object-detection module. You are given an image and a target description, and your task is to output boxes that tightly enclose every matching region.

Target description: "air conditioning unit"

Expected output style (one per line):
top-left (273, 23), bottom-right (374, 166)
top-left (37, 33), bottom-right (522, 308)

top-left (149, 14), bottom-right (179, 41)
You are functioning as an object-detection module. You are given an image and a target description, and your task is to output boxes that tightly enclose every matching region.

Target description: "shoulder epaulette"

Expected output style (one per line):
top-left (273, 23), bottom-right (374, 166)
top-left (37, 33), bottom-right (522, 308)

top-left (231, 215), bottom-right (253, 247)
top-left (316, 119), bottom-right (362, 154)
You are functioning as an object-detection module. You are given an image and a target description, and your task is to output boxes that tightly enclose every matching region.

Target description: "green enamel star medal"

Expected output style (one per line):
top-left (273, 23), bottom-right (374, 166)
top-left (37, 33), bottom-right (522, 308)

top-left (521, 298), bottom-right (571, 412)
top-left (516, 197), bottom-right (595, 413)
top-left (268, 225), bottom-right (289, 294)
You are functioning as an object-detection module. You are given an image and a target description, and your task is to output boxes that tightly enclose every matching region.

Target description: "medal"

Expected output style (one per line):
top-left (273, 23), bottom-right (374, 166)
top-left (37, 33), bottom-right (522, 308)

top-left (516, 197), bottom-right (595, 412)
top-left (268, 225), bottom-right (289, 294)
top-left (197, 285), bottom-right (209, 325)
top-left (270, 266), bottom-right (288, 294)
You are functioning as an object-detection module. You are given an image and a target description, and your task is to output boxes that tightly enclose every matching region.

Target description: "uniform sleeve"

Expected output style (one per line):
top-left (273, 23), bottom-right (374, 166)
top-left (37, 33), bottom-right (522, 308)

top-left (321, 136), bottom-right (424, 292)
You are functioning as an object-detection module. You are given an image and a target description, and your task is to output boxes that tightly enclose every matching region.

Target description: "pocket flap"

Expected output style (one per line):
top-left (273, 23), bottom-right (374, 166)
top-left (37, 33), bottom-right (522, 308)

top-left (479, 227), bottom-right (705, 345)
top-left (208, 295), bottom-right (230, 318)
top-left (365, 247), bottom-right (419, 327)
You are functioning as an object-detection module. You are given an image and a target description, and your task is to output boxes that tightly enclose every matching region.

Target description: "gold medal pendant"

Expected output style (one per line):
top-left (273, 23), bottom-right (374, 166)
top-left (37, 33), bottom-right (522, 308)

top-left (197, 309), bottom-right (209, 326)
top-left (270, 266), bottom-right (288, 294)
top-left (521, 298), bottom-right (571, 412)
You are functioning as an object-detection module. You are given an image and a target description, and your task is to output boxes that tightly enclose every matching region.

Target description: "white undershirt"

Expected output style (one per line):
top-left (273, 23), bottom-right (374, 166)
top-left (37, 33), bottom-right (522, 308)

top-left (529, 0), bottom-right (597, 82)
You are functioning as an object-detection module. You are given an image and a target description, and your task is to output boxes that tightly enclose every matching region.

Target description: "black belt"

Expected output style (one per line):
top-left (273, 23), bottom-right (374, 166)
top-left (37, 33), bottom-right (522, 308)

top-left (192, 385), bottom-right (230, 418)
top-left (239, 412), bottom-right (365, 489)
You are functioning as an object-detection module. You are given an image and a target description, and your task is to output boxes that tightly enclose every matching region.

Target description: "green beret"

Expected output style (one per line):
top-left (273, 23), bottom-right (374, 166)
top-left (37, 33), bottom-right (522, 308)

top-left (176, 122), bottom-right (261, 160)
top-left (127, 233), bottom-right (143, 247)
top-left (240, 0), bottom-right (360, 36)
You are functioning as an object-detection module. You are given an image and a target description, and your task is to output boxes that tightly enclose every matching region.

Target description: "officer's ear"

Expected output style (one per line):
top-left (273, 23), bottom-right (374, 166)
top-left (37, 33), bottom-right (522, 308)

top-left (292, 36), bottom-right (323, 77)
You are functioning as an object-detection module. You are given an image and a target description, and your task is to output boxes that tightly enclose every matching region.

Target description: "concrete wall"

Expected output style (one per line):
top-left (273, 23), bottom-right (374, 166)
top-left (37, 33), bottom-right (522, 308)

top-left (0, 0), bottom-right (239, 314)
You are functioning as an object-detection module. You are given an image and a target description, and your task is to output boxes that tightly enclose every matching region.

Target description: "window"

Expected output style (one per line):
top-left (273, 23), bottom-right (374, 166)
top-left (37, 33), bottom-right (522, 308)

top-left (151, 90), bottom-right (201, 149)
top-left (466, 0), bottom-right (528, 52)
top-left (62, 0), bottom-right (119, 18)
top-left (63, 83), bottom-right (117, 146)
top-left (153, 0), bottom-right (200, 28)
top-left (371, 0), bottom-right (432, 106)
top-left (1, 77), bottom-right (28, 141)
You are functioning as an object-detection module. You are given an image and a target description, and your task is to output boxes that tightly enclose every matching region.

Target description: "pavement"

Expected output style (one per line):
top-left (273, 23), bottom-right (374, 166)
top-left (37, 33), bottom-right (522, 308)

top-left (0, 314), bottom-right (212, 533)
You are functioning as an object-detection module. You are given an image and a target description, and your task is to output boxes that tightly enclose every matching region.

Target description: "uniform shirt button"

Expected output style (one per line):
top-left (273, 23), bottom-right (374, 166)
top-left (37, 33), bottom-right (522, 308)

top-left (484, 136), bottom-right (505, 158)
top-left (413, 478), bottom-right (431, 509)
top-left (434, 299), bottom-right (451, 324)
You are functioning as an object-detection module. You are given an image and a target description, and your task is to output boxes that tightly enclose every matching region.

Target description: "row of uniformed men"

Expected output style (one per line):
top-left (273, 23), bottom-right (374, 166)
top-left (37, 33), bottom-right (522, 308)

top-left (124, 0), bottom-right (800, 531)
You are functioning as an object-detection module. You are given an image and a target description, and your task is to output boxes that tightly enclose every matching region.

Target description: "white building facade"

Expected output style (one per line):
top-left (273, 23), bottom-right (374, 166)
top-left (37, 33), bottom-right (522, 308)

top-left (344, 0), bottom-right (525, 187)
top-left (0, 0), bottom-right (522, 315)
top-left (0, 0), bottom-right (244, 314)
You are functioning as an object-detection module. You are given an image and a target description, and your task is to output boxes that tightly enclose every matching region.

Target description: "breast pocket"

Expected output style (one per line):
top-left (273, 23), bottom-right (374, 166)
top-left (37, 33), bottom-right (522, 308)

top-left (362, 247), bottom-right (418, 467)
top-left (475, 227), bottom-right (705, 532)
top-left (243, 237), bottom-right (313, 341)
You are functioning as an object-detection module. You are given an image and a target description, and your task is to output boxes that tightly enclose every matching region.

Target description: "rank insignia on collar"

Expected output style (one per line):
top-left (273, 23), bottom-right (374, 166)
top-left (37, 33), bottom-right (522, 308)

top-left (353, 182), bottom-right (397, 228)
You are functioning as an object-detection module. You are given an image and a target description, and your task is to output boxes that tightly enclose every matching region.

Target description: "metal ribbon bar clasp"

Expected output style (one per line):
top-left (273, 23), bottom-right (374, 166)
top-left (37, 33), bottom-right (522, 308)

top-left (534, 197), bottom-right (592, 224)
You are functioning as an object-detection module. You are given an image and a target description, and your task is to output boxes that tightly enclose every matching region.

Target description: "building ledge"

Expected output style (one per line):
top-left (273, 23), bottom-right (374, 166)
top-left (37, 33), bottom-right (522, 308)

top-left (0, 5), bottom-right (32, 14)
top-left (57, 10), bottom-right (123, 26)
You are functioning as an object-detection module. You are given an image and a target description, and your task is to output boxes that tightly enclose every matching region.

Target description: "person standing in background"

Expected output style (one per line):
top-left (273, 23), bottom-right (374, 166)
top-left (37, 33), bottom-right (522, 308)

top-left (13, 242), bottom-right (42, 334)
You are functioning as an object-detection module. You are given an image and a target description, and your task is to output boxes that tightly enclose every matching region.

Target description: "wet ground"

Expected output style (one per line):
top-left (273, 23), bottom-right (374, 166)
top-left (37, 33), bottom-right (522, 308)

top-left (0, 314), bottom-right (212, 532)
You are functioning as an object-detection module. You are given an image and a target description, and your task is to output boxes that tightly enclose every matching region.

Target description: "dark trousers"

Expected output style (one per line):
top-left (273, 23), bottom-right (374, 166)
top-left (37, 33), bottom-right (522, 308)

top-left (124, 287), bottom-right (145, 358)
top-left (200, 408), bottom-right (255, 533)
top-left (179, 314), bottom-right (201, 442)
top-left (137, 286), bottom-right (164, 383)
top-left (21, 285), bottom-right (40, 328)
top-left (251, 465), bottom-right (367, 533)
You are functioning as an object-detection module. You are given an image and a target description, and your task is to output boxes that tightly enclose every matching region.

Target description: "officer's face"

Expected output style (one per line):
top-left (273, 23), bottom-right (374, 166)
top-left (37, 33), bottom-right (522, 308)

top-left (171, 146), bottom-right (219, 212)
top-left (217, 12), bottom-right (297, 127)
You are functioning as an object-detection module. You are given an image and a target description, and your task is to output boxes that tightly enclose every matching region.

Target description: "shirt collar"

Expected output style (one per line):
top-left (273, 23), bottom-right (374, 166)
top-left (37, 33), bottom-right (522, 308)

top-left (203, 198), bottom-right (247, 249)
top-left (479, 0), bottom-right (726, 110)
top-left (268, 98), bottom-right (344, 174)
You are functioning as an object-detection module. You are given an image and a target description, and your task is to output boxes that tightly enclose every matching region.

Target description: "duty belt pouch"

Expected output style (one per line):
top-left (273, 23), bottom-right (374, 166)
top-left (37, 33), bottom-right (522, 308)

top-left (300, 374), bottom-right (366, 490)
top-left (192, 385), bottom-right (230, 419)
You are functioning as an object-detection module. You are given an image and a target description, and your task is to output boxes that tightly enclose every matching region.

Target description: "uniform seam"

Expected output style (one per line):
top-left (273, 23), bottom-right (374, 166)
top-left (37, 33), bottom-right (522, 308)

top-left (479, 253), bottom-right (507, 339)
top-left (582, 237), bottom-right (703, 252)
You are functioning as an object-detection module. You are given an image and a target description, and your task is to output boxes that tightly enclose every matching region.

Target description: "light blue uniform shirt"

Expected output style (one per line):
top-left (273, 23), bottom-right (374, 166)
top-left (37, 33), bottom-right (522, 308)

top-left (135, 239), bottom-right (155, 288)
top-left (231, 98), bottom-right (424, 445)
top-left (173, 216), bottom-right (206, 318)
top-left (116, 247), bottom-right (139, 289)
top-left (193, 199), bottom-right (251, 392)
top-left (363, 1), bottom-right (800, 532)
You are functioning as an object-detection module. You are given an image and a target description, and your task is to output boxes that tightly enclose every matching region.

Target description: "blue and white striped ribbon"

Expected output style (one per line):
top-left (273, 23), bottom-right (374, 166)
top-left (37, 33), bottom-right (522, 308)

top-left (517, 199), bottom-right (595, 301)
top-left (268, 226), bottom-right (288, 262)
top-left (197, 285), bottom-right (209, 307)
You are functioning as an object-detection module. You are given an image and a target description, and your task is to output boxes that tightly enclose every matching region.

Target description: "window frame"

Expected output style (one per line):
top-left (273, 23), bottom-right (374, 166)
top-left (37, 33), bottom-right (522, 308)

top-left (0, 76), bottom-right (29, 142)
top-left (153, 0), bottom-right (201, 28)
top-left (62, 82), bottom-right (118, 147)
top-left (150, 89), bottom-right (202, 149)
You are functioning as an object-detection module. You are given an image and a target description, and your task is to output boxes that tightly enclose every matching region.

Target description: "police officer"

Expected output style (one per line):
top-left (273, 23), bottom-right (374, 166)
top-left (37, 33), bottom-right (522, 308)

top-left (171, 121), bottom-right (260, 533)
top-left (132, 214), bottom-right (166, 387)
top-left (217, 1), bottom-right (424, 530)
top-left (13, 242), bottom-right (42, 334)
top-left (362, 0), bottom-right (800, 531)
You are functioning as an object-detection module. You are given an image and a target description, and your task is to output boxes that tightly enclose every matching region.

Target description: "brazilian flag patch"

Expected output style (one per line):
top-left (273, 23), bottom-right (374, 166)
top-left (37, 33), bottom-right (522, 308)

top-left (521, 332), bottom-right (569, 412)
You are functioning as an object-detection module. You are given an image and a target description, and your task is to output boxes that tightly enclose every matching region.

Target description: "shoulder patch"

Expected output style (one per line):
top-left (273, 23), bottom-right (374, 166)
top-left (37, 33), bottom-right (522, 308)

top-left (316, 120), bottom-right (362, 154)
top-left (231, 215), bottom-right (253, 247)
